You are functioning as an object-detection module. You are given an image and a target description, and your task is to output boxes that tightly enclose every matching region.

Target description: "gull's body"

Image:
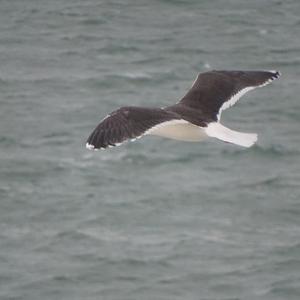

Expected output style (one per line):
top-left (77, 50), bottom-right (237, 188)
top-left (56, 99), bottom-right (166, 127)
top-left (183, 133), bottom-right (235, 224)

top-left (86, 70), bottom-right (280, 150)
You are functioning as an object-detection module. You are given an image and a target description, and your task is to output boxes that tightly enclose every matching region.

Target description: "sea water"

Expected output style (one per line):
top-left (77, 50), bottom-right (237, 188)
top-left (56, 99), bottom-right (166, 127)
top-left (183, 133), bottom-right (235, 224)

top-left (0, 1), bottom-right (300, 299)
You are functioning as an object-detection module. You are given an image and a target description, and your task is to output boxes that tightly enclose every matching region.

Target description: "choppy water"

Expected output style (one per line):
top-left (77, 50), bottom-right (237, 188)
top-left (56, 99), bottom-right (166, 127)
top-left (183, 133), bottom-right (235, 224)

top-left (1, 1), bottom-right (300, 299)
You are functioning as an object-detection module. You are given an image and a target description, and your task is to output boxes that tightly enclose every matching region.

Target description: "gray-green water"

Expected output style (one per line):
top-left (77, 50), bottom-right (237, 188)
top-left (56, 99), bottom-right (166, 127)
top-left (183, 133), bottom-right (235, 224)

top-left (1, 1), bottom-right (300, 299)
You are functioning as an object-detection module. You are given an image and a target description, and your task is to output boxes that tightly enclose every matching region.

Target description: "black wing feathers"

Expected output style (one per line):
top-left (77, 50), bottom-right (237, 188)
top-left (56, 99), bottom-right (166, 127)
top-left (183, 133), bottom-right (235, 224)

top-left (179, 70), bottom-right (280, 116)
top-left (86, 106), bottom-right (180, 149)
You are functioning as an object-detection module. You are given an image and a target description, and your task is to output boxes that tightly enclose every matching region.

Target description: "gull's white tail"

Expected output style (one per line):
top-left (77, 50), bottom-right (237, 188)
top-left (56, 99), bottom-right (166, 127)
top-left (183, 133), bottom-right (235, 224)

top-left (205, 122), bottom-right (257, 148)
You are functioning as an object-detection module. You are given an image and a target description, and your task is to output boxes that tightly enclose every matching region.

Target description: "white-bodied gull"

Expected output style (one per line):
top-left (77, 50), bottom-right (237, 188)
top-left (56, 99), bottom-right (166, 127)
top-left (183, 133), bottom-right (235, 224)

top-left (86, 70), bottom-right (280, 150)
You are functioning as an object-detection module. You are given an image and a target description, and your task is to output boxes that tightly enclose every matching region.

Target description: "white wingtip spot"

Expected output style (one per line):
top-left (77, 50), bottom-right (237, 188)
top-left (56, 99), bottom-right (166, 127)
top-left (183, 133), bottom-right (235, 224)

top-left (265, 70), bottom-right (281, 79)
top-left (86, 143), bottom-right (95, 150)
top-left (268, 69), bottom-right (281, 75)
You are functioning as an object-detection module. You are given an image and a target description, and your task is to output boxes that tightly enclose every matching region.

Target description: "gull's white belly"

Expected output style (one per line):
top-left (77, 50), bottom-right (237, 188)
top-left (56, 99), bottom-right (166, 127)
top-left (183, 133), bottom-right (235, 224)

top-left (146, 121), bottom-right (208, 142)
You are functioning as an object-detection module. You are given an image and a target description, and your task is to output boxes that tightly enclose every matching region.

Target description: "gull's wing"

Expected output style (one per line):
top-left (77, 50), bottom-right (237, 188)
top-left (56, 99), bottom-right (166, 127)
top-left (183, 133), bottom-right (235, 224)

top-left (178, 70), bottom-right (281, 120)
top-left (86, 106), bottom-right (181, 150)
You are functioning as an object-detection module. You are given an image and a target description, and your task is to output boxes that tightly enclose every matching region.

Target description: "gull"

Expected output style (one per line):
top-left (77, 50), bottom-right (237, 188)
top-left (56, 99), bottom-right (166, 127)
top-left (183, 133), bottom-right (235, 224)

top-left (86, 70), bottom-right (280, 150)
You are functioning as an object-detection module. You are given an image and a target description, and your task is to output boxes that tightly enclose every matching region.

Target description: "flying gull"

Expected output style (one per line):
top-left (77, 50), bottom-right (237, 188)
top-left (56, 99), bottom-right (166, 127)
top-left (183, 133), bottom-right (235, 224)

top-left (86, 70), bottom-right (280, 150)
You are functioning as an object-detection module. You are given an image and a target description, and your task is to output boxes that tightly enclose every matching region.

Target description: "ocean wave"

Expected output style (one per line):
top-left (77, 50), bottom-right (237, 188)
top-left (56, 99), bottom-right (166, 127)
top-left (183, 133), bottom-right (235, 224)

top-left (134, 56), bottom-right (166, 65)
top-left (266, 280), bottom-right (300, 298)
top-left (267, 58), bottom-right (300, 67)
top-left (60, 34), bottom-right (99, 42)
top-left (95, 44), bottom-right (140, 54)
top-left (270, 47), bottom-right (300, 54)
top-left (115, 72), bottom-right (152, 80)
top-left (240, 175), bottom-right (281, 188)
top-left (104, 256), bottom-right (171, 268)
top-left (105, 70), bottom-right (178, 85)
top-left (170, 47), bottom-right (210, 55)
top-left (79, 18), bottom-right (106, 26)
top-left (274, 242), bottom-right (300, 256)
top-left (0, 136), bottom-right (17, 147)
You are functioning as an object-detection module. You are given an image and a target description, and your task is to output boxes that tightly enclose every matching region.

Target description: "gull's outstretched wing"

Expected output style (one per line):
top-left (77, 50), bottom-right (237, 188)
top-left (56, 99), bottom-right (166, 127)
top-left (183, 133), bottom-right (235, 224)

top-left (178, 70), bottom-right (281, 120)
top-left (86, 106), bottom-right (181, 150)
